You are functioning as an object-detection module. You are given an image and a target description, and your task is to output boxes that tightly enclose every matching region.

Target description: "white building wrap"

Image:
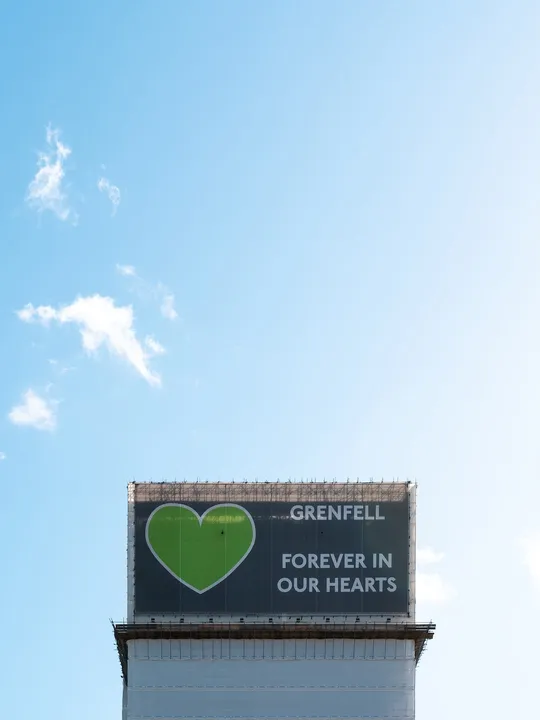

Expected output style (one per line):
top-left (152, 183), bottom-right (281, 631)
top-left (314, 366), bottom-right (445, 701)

top-left (124, 638), bottom-right (416, 720)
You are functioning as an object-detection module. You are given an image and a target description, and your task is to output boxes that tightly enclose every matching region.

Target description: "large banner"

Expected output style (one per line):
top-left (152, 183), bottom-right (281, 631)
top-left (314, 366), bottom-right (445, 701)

top-left (133, 490), bottom-right (410, 615)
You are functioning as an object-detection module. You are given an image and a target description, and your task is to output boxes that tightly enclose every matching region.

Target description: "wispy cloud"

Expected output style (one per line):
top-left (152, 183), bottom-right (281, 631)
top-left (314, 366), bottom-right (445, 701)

top-left (416, 546), bottom-right (454, 605)
top-left (17, 295), bottom-right (163, 387)
top-left (160, 292), bottom-right (178, 320)
top-left (417, 572), bottom-right (454, 603)
top-left (48, 359), bottom-right (75, 376)
top-left (519, 532), bottom-right (540, 591)
top-left (8, 390), bottom-right (57, 431)
top-left (116, 264), bottom-right (136, 277)
top-left (417, 547), bottom-right (445, 565)
top-left (26, 125), bottom-right (76, 223)
top-left (98, 176), bottom-right (121, 215)
top-left (0, 451), bottom-right (6, 461)
top-left (145, 336), bottom-right (166, 355)
top-left (116, 265), bottom-right (179, 321)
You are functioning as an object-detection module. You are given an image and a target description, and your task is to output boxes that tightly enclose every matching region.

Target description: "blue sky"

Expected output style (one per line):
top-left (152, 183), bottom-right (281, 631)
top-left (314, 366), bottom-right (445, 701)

top-left (1, 1), bottom-right (540, 718)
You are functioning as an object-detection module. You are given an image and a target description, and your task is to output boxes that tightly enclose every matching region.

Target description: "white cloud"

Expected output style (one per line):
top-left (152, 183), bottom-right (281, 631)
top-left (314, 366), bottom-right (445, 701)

top-left (48, 359), bottom-right (75, 376)
top-left (160, 293), bottom-right (178, 320)
top-left (417, 572), bottom-right (454, 604)
top-left (98, 176), bottom-right (121, 215)
top-left (17, 295), bottom-right (163, 387)
top-left (116, 264), bottom-right (136, 277)
top-left (26, 125), bottom-right (76, 222)
top-left (0, 452), bottom-right (5, 461)
top-left (417, 547), bottom-right (445, 565)
top-left (519, 532), bottom-right (540, 591)
top-left (117, 266), bottom-right (179, 321)
top-left (416, 545), bottom-right (454, 605)
top-left (8, 390), bottom-right (57, 431)
top-left (145, 336), bottom-right (166, 355)
top-left (17, 304), bottom-right (57, 323)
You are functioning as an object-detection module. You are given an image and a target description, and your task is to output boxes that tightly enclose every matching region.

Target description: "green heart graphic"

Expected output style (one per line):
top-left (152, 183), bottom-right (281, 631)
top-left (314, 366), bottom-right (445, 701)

top-left (146, 503), bottom-right (256, 593)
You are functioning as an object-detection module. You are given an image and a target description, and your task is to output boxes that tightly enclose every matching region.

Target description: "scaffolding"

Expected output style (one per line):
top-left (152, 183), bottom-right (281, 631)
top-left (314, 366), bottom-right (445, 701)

top-left (130, 480), bottom-right (412, 504)
top-left (113, 620), bottom-right (435, 683)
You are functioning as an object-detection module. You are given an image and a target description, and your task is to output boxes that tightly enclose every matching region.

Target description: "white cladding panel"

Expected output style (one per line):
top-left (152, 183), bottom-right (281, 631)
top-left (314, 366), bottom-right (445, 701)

top-left (126, 639), bottom-right (415, 719)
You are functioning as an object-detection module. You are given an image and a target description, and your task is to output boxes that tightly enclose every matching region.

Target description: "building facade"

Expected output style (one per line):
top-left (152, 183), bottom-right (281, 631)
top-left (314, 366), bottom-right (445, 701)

top-left (114, 481), bottom-right (434, 720)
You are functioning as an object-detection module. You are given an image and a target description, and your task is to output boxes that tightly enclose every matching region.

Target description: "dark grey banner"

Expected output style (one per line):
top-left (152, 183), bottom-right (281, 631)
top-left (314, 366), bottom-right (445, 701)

top-left (134, 499), bottom-right (410, 615)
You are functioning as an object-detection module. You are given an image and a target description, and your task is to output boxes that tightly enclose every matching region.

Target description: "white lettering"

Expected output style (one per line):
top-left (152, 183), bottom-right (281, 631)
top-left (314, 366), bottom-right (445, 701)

top-left (351, 577), bottom-right (364, 591)
top-left (288, 504), bottom-right (388, 520)
top-left (365, 504), bottom-right (375, 521)
top-left (326, 577), bottom-right (339, 592)
top-left (314, 575), bottom-right (398, 592)
top-left (294, 577), bottom-right (308, 592)
top-left (277, 578), bottom-right (292, 592)
top-left (284, 553), bottom-right (372, 568)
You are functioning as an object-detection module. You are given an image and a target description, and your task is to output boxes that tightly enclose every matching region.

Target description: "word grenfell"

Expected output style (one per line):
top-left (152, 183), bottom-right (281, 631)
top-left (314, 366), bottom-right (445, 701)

top-left (289, 504), bottom-right (386, 521)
